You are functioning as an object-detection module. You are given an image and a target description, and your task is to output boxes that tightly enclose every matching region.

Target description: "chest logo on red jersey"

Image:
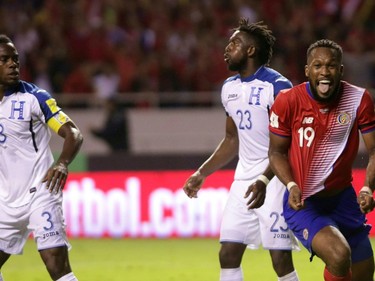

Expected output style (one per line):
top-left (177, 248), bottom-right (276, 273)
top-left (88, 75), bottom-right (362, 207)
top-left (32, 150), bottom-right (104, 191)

top-left (302, 117), bottom-right (314, 124)
top-left (337, 112), bottom-right (351, 125)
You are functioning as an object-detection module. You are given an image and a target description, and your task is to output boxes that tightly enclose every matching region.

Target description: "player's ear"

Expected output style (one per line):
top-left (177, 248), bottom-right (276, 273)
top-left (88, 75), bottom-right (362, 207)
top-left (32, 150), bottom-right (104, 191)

top-left (304, 65), bottom-right (309, 78)
top-left (247, 45), bottom-right (256, 57)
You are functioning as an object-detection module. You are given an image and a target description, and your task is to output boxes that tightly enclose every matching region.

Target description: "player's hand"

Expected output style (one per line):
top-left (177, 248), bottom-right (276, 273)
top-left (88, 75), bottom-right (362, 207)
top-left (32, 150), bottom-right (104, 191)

top-left (42, 162), bottom-right (68, 194)
top-left (244, 180), bottom-right (266, 209)
top-left (358, 191), bottom-right (375, 214)
top-left (288, 184), bottom-right (304, 210)
top-left (183, 171), bottom-right (205, 198)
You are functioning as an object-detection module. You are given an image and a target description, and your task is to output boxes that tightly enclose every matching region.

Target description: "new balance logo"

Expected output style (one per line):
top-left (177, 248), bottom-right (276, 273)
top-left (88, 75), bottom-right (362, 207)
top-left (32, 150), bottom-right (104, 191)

top-left (302, 117), bottom-right (314, 124)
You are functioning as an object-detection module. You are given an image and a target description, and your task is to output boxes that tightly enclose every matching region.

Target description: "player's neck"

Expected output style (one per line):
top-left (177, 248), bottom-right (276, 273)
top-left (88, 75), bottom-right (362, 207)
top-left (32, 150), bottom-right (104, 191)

top-left (238, 63), bottom-right (263, 79)
top-left (0, 87), bottom-right (4, 100)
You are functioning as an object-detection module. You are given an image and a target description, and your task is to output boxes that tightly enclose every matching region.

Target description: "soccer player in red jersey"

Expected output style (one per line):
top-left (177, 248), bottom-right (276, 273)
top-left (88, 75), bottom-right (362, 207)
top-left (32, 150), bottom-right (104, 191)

top-left (269, 39), bottom-right (375, 281)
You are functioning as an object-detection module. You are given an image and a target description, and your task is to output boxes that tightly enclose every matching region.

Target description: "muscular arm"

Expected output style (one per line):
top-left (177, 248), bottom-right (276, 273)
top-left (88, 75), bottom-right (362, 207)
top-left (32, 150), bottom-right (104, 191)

top-left (269, 132), bottom-right (303, 210)
top-left (198, 116), bottom-right (238, 176)
top-left (363, 131), bottom-right (375, 188)
top-left (56, 121), bottom-right (84, 166)
top-left (44, 121), bottom-right (84, 193)
top-left (183, 116), bottom-right (238, 198)
top-left (358, 130), bottom-right (375, 213)
top-left (268, 133), bottom-right (293, 185)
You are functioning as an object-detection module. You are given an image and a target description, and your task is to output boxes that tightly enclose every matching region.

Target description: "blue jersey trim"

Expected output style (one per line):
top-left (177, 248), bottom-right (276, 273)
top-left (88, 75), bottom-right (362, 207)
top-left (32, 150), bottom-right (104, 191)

top-left (223, 66), bottom-right (292, 97)
top-left (11, 81), bottom-right (59, 122)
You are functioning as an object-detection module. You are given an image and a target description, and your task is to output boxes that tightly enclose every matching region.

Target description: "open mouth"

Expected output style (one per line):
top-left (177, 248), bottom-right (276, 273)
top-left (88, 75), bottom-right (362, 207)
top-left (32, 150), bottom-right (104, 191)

top-left (317, 80), bottom-right (331, 94)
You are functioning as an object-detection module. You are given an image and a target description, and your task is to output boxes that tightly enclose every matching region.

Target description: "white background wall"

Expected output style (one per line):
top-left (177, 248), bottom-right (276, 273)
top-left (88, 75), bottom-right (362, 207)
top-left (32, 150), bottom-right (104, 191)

top-left (50, 108), bottom-right (227, 155)
top-left (50, 107), bottom-right (368, 156)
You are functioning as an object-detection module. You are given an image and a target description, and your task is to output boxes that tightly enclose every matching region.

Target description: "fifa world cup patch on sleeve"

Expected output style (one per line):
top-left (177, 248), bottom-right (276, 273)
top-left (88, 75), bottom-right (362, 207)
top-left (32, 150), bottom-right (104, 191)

top-left (270, 112), bottom-right (279, 128)
top-left (56, 111), bottom-right (70, 124)
top-left (48, 111), bottom-right (71, 133)
top-left (46, 98), bottom-right (61, 114)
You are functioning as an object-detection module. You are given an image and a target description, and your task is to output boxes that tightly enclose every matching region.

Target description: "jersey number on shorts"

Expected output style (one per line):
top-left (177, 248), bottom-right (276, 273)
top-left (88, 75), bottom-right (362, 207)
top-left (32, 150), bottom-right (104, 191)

top-left (42, 211), bottom-right (54, 231)
top-left (270, 211), bottom-right (289, 232)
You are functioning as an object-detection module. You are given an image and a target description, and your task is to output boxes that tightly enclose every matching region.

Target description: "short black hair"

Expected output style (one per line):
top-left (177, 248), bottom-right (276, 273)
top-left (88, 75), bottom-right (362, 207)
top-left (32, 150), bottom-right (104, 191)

top-left (307, 39), bottom-right (343, 63)
top-left (0, 34), bottom-right (13, 45)
top-left (234, 18), bottom-right (275, 65)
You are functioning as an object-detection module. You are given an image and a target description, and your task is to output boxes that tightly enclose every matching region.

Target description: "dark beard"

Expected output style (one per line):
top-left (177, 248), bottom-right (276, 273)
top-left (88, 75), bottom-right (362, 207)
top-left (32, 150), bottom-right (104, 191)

top-left (310, 83), bottom-right (341, 104)
top-left (227, 56), bottom-right (247, 72)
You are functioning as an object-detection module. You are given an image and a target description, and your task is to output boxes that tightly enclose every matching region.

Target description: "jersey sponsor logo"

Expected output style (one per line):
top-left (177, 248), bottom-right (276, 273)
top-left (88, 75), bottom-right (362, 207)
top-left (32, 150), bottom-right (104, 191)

top-left (42, 230), bottom-right (60, 239)
top-left (273, 233), bottom-right (292, 239)
top-left (270, 111), bottom-right (279, 128)
top-left (227, 93), bottom-right (238, 100)
top-left (302, 116), bottom-right (314, 124)
top-left (337, 112), bottom-right (351, 125)
top-left (29, 187), bottom-right (37, 193)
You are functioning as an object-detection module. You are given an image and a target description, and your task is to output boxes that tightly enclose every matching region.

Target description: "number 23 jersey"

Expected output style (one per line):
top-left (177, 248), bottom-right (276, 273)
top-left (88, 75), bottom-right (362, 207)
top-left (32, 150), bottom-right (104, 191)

top-left (221, 66), bottom-right (292, 180)
top-left (269, 81), bottom-right (375, 199)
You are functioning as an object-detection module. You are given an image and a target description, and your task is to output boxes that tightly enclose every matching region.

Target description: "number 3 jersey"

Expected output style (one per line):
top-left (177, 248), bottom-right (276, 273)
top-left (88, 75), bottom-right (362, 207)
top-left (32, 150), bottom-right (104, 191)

top-left (0, 81), bottom-right (69, 207)
top-left (221, 66), bottom-right (292, 180)
top-left (269, 81), bottom-right (375, 199)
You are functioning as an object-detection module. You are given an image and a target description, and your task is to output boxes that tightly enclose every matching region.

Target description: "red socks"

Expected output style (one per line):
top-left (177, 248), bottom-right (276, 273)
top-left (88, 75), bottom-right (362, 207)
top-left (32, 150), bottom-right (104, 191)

top-left (324, 267), bottom-right (352, 281)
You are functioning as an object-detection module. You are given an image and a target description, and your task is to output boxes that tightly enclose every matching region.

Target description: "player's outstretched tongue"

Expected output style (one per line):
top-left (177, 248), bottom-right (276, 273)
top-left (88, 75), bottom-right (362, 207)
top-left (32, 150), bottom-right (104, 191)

top-left (318, 80), bottom-right (330, 94)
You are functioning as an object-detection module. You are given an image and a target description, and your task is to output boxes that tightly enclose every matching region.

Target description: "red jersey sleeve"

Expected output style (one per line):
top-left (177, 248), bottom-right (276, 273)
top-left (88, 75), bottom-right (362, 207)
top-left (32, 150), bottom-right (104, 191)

top-left (357, 90), bottom-right (375, 134)
top-left (269, 88), bottom-right (294, 137)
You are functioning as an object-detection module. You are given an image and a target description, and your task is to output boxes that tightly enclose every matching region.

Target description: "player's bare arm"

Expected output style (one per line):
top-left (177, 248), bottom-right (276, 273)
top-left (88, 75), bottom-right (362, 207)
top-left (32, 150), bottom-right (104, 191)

top-left (183, 117), bottom-right (238, 198)
top-left (268, 133), bottom-right (304, 210)
top-left (358, 131), bottom-right (375, 213)
top-left (287, 184), bottom-right (303, 211)
top-left (43, 120), bottom-right (83, 194)
top-left (244, 166), bottom-right (274, 209)
top-left (183, 171), bottom-right (206, 199)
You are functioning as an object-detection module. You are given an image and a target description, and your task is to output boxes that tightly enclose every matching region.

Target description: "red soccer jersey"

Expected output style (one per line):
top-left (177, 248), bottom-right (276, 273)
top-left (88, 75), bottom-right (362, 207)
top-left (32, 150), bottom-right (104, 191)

top-left (269, 81), bottom-right (375, 199)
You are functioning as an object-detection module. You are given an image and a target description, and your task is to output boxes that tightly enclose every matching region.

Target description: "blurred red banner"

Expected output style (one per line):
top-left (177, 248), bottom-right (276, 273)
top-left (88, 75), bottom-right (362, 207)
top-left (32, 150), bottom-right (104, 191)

top-left (62, 169), bottom-right (373, 238)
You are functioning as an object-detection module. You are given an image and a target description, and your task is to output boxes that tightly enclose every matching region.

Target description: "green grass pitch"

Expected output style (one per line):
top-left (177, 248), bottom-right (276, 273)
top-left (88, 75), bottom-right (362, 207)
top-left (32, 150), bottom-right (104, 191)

top-left (3, 237), bottom-right (373, 280)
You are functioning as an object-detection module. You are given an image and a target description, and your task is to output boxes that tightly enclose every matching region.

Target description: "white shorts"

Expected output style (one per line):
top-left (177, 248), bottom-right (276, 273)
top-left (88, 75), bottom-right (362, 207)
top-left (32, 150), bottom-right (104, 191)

top-left (0, 186), bottom-right (71, 255)
top-left (220, 177), bottom-right (300, 251)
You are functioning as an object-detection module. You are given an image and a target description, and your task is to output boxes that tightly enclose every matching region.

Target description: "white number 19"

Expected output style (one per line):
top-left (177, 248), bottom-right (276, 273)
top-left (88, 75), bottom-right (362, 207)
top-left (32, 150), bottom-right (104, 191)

top-left (298, 127), bottom-right (315, 147)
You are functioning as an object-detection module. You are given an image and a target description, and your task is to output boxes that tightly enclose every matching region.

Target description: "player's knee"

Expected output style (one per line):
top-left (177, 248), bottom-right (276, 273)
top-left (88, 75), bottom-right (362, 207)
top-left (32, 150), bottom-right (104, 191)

top-left (270, 250), bottom-right (295, 276)
top-left (219, 244), bottom-right (244, 268)
top-left (325, 244), bottom-right (351, 273)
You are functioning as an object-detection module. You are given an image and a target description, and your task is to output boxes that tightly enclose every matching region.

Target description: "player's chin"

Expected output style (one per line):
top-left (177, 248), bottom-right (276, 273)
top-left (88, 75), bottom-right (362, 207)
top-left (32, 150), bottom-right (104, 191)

top-left (316, 90), bottom-right (333, 100)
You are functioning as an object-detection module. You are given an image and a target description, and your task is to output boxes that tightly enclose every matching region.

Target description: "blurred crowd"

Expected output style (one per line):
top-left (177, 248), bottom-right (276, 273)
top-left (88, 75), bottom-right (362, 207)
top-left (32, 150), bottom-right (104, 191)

top-left (0, 0), bottom-right (374, 106)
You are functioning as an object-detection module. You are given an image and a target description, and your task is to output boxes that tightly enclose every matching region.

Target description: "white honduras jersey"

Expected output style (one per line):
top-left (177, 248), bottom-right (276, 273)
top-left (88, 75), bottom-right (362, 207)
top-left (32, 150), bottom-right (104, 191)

top-left (0, 81), bottom-right (60, 207)
top-left (221, 66), bottom-right (292, 180)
